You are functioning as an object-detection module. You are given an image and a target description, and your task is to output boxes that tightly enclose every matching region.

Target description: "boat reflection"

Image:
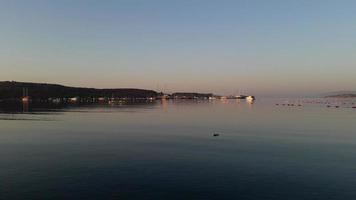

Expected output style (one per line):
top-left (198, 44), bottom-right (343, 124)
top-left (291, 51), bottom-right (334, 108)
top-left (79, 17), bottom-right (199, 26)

top-left (22, 101), bottom-right (29, 113)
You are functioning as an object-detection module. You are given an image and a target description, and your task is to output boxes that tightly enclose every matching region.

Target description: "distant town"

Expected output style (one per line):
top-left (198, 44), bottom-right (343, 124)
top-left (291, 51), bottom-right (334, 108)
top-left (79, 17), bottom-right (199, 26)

top-left (0, 81), bottom-right (255, 104)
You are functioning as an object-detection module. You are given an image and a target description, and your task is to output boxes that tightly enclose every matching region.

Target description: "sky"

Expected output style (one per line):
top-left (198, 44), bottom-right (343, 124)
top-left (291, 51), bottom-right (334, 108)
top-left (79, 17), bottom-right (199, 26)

top-left (1, 0), bottom-right (356, 97)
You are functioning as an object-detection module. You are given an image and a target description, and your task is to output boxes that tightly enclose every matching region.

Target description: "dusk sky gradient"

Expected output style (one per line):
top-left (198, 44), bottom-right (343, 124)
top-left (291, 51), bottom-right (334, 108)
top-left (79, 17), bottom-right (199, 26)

top-left (1, 0), bottom-right (356, 96)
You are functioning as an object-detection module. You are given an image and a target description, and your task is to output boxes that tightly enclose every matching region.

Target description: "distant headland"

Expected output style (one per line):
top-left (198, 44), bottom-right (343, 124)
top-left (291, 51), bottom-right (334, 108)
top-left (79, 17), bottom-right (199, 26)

top-left (325, 94), bottom-right (356, 98)
top-left (323, 91), bottom-right (356, 98)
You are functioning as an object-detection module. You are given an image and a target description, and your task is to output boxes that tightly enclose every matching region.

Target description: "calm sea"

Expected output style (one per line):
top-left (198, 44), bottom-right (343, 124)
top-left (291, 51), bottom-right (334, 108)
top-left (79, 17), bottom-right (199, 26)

top-left (1, 98), bottom-right (356, 200)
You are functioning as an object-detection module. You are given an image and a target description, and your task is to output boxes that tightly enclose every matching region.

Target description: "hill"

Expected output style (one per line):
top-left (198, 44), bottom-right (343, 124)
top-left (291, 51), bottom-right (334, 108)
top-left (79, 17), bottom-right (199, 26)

top-left (0, 81), bottom-right (158, 100)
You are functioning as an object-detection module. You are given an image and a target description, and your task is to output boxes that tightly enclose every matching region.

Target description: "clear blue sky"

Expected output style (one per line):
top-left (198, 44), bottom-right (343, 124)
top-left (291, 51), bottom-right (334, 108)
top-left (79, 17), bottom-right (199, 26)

top-left (1, 0), bottom-right (356, 96)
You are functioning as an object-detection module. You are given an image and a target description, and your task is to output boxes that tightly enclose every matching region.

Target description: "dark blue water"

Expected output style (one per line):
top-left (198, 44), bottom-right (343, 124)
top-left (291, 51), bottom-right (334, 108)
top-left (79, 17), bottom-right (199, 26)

top-left (1, 99), bottom-right (356, 199)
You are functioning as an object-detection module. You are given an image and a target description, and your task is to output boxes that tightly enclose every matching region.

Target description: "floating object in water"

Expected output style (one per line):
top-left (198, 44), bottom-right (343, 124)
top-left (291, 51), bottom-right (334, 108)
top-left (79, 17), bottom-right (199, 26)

top-left (213, 133), bottom-right (220, 137)
top-left (335, 106), bottom-right (340, 108)
top-left (276, 104), bottom-right (279, 106)
top-left (327, 105), bottom-right (331, 108)
top-left (352, 106), bottom-right (356, 109)
top-left (298, 104), bottom-right (302, 106)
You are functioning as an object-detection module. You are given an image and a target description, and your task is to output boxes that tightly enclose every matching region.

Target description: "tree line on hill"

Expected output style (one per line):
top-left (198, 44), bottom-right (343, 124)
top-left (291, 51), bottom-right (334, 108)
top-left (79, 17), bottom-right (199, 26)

top-left (0, 81), bottom-right (158, 100)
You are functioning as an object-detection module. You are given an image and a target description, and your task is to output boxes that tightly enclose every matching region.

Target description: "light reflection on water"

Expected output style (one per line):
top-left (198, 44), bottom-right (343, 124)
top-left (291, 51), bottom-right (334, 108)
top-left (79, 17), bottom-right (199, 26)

top-left (0, 98), bottom-right (356, 200)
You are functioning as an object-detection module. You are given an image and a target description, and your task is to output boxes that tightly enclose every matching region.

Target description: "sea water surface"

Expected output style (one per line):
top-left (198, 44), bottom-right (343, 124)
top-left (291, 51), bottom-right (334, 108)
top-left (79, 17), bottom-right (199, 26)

top-left (1, 99), bottom-right (356, 200)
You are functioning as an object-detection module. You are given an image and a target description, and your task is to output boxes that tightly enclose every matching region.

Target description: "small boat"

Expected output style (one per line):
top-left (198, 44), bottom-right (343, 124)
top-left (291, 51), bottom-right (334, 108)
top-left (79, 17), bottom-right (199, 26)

top-left (22, 96), bottom-right (30, 102)
top-left (246, 96), bottom-right (255, 101)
